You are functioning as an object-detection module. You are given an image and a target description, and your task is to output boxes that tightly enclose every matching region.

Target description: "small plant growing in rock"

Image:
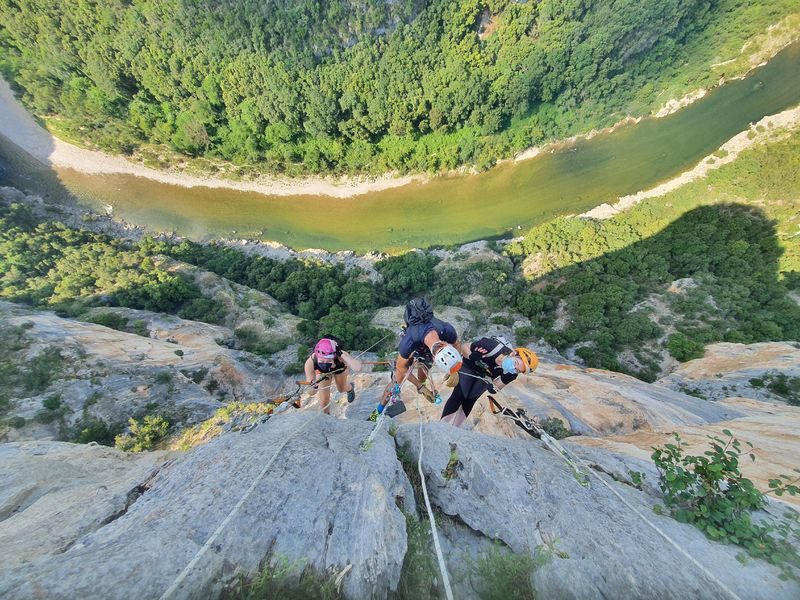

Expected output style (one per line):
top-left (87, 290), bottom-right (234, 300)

top-left (540, 417), bottom-right (573, 440)
top-left (470, 542), bottom-right (536, 600)
top-left (651, 431), bottom-right (800, 580)
top-left (115, 414), bottom-right (170, 452)
top-left (231, 556), bottom-right (343, 600)
top-left (442, 442), bottom-right (462, 481)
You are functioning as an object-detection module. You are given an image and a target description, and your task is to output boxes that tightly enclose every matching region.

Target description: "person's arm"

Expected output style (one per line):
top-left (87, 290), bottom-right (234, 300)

top-left (303, 356), bottom-right (317, 394)
top-left (339, 351), bottom-right (362, 373)
top-left (492, 372), bottom-right (517, 393)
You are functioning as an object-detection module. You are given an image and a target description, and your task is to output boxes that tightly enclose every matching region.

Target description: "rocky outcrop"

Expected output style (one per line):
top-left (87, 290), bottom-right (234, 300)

top-left (573, 397), bottom-right (800, 505)
top-left (0, 413), bottom-right (413, 600)
top-left (370, 304), bottom-right (474, 347)
top-left (658, 342), bottom-right (800, 402)
top-left (395, 423), bottom-right (799, 599)
top-left (0, 302), bottom-right (284, 442)
top-left (468, 362), bottom-right (745, 437)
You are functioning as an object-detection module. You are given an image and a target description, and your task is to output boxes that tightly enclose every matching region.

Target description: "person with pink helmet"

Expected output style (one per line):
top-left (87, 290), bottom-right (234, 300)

top-left (303, 335), bottom-right (362, 414)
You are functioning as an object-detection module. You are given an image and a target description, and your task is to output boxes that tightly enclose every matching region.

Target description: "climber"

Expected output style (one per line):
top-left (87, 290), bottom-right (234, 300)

top-left (304, 336), bottom-right (362, 414)
top-left (369, 297), bottom-right (462, 421)
top-left (440, 336), bottom-right (538, 428)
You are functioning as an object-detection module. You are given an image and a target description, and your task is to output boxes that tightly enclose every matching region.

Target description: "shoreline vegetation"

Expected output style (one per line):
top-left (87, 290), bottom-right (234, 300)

top-left (0, 4), bottom-right (797, 198)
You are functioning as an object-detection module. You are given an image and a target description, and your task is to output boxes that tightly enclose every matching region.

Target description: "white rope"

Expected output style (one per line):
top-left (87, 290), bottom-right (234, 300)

top-left (582, 463), bottom-right (744, 600)
top-left (472, 372), bottom-right (742, 600)
top-left (412, 384), bottom-right (455, 600)
top-left (158, 413), bottom-right (320, 600)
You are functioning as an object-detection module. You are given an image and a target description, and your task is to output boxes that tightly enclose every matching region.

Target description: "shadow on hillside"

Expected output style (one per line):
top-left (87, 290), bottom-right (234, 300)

top-left (527, 203), bottom-right (800, 380)
top-left (0, 128), bottom-right (82, 212)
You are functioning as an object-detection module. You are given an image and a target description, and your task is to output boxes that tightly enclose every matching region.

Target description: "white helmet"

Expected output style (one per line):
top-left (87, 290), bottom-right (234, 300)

top-left (434, 344), bottom-right (462, 374)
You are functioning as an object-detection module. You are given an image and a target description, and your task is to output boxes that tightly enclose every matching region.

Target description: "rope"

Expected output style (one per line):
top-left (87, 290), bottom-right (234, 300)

top-left (456, 370), bottom-right (588, 484)
top-left (582, 463), bottom-right (744, 600)
top-left (466, 370), bottom-right (742, 600)
top-left (158, 413), bottom-right (320, 600)
top-left (411, 374), bottom-right (455, 600)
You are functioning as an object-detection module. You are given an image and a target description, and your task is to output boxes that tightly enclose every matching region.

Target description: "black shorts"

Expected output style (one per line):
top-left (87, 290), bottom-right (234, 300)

top-left (441, 368), bottom-right (490, 419)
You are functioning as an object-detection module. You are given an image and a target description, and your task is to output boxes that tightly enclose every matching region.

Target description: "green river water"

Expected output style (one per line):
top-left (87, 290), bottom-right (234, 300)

top-left (1, 43), bottom-right (799, 252)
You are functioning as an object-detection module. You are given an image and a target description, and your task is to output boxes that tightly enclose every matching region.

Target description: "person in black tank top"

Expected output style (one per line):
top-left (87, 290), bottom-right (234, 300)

top-left (441, 336), bottom-right (538, 427)
top-left (303, 335), bottom-right (362, 414)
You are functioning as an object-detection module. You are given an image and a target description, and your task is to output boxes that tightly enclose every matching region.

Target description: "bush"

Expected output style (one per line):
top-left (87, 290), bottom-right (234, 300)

top-left (540, 417), bottom-right (573, 440)
top-left (72, 418), bottom-right (121, 446)
top-left (7, 416), bottom-right (26, 428)
top-left (178, 297), bottom-right (226, 324)
top-left (87, 312), bottom-right (129, 331)
top-left (650, 431), bottom-right (800, 580)
top-left (42, 394), bottom-right (62, 411)
top-left (23, 348), bottom-right (63, 393)
top-left (666, 333), bottom-right (704, 362)
top-left (115, 415), bottom-right (170, 452)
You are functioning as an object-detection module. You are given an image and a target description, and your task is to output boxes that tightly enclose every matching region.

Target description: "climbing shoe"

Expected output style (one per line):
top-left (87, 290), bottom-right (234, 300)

top-left (368, 405), bottom-right (383, 422)
top-left (347, 383), bottom-right (356, 403)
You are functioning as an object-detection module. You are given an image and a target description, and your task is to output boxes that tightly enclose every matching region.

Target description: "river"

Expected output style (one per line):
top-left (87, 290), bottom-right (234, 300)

top-left (1, 43), bottom-right (799, 252)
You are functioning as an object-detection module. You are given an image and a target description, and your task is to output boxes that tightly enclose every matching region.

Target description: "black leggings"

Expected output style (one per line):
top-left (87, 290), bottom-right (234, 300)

top-left (441, 370), bottom-right (490, 419)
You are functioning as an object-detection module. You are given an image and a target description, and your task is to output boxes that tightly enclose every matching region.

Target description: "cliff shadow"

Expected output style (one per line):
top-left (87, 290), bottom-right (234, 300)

top-left (523, 203), bottom-right (800, 380)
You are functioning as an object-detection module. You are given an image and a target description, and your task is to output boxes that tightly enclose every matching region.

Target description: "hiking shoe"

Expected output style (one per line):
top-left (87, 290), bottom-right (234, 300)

top-left (347, 383), bottom-right (356, 403)
top-left (368, 408), bottom-right (379, 422)
top-left (418, 385), bottom-right (435, 403)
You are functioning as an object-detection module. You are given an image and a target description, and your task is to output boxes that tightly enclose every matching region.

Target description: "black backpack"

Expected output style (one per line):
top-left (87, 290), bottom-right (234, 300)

top-left (404, 297), bottom-right (433, 326)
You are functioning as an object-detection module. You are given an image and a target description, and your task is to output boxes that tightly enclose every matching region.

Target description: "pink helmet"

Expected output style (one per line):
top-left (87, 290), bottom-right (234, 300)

top-left (314, 338), bottom-right (337, 360)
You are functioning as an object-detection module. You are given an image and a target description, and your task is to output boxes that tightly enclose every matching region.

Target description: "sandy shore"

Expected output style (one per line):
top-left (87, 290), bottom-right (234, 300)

top-left (0, 78), bottom-right (424, 199)
top-left (579, 105), bottom-right (800, 220)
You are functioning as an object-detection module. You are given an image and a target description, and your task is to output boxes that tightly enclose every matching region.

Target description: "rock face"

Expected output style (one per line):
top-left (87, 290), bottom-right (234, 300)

top-left (479, 362), bottom-right (744, 437)
top-left (395, 423), bottom-right (798, 599)
top-left (0, 302), bottom-right (286, 443)
top-left (573, 397), bottom-right (800, 506)
top-left (658, 342), bottom-right (800, 403)
top-left (0, 413), bottom-right (413, 600)
top-left (0, 442), bottom-right (168, 573)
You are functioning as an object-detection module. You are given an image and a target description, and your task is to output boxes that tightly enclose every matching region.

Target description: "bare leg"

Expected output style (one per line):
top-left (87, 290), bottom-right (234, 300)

top-left (334, 371), bottom-right (350, 393)
top-left (441, 407), bottom-right (468, 427)
top-left (318, 379), bottom-right (333, 414)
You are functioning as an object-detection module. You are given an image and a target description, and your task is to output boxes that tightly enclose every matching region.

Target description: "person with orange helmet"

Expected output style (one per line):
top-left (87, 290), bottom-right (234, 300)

top-left (441, 335), bottom-right (538, 428)
top-left (303, 335), bottom-right (362, 414)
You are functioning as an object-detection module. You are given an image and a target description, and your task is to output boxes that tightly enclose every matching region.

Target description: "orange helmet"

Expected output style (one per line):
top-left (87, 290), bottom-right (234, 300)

top-left (515, 348), bottom-right (539, 373)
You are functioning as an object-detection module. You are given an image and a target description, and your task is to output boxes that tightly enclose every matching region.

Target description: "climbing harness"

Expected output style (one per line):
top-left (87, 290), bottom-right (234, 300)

top-left (159, 412), bottom-right (321, 600)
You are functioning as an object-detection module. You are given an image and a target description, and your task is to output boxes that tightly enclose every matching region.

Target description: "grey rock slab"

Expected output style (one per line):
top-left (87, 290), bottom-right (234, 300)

top-left (395, 422), bottom-right (798, 600)
top-left (0, 442), bottom-right (169, 575)
top-left (0, 413), bottom-right (413, 600)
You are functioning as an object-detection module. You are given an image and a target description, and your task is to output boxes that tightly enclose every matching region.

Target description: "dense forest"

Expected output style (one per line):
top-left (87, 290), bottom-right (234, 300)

top-left (0, 0), bottom-right (794, 175)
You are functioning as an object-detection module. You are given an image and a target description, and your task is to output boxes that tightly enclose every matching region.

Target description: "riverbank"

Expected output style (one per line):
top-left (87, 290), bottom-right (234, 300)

top-left (0, 79), bottom-right (426, 199)
top-left (579, 105), bottom-right (800, 219)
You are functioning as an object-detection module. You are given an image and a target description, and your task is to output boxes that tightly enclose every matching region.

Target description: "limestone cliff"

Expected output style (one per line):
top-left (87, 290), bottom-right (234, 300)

top-left (1, 305), bottom-right (798, 598)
